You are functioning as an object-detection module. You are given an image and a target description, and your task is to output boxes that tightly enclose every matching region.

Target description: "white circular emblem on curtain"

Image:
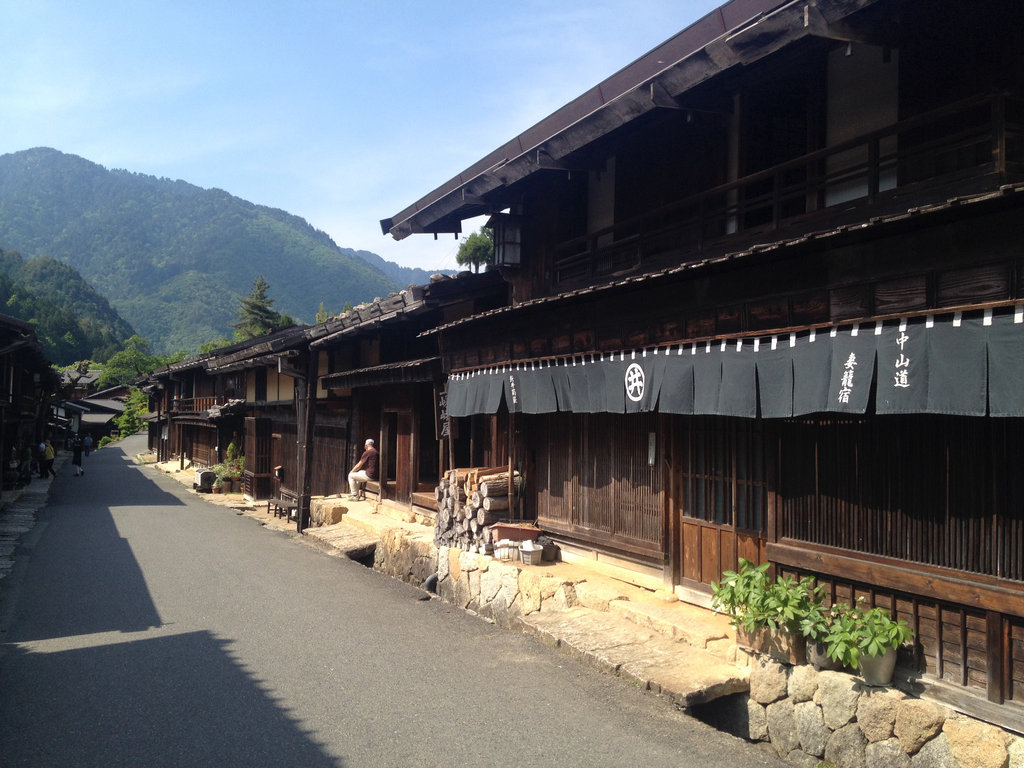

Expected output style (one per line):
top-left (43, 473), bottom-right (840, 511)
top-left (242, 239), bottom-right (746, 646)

top-left (624, 362), bottom-right (645, 402)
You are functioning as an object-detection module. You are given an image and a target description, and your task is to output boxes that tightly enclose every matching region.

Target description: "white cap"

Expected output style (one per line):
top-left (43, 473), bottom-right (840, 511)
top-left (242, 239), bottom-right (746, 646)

top-left (365, 439), bottom-right (374, 446)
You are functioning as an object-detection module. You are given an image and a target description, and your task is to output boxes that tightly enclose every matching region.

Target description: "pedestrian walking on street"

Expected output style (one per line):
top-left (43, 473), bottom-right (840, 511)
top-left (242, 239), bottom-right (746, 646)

top-left (39, 439), bottom-right (56, 479)
top-left (83, 434), bottom-right (93, 457)
top-left (71, 436), bottom-right (84, 476)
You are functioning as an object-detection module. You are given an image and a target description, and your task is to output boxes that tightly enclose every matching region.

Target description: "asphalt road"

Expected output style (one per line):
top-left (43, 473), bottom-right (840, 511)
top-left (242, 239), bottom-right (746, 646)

top-left (0, 434), bottom-right (785, 768)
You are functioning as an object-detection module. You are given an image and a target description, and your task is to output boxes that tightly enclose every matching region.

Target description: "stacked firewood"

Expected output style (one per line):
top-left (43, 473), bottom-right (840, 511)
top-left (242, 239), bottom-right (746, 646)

top-left (434, 465), bottom-right (519, 550)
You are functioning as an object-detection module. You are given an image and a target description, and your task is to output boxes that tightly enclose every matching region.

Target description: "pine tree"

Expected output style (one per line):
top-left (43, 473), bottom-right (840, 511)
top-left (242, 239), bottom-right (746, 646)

top-left (455, 227), bottom-right (494, 273)
top-left (232, 275), bottom-right (282, 340)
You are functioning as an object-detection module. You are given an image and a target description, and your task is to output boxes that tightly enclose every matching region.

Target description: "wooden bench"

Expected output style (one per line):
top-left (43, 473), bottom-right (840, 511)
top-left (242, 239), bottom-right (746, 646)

top-left (267, 493), bottom-right (298, 519)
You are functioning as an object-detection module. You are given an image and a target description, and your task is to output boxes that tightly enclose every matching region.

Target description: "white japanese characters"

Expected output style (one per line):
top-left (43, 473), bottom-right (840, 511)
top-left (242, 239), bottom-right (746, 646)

top-left (837, 352), bottom-right (857, 404)
top-left (893, 328), bottom-right (911, 388)
top-left (624, 362), bottom-right (646, 402)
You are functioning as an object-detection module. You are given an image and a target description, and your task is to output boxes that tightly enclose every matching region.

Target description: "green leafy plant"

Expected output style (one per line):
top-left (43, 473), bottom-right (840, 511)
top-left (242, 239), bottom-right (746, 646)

top-left (712, 559), bottom-right (822, 636)
top-left (711, 558), bottom-right (771, 633)
top-left (824, 599), bottom-right (913, 669)
top-left (798, 586), bottom-right (838, 643)
top-left (762, 574), bottom-right (819, 634)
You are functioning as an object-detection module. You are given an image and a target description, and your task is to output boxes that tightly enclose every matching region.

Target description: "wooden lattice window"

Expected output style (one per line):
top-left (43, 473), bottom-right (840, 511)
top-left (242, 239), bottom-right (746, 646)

top-left (679, 417), bottom-right (767, 533)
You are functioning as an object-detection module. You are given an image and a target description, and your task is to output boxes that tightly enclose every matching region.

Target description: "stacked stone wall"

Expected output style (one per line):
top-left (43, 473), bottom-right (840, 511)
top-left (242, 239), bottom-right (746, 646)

top-left (372, 528), bottom-right (438, 586)
top-left (433, 546), bottom-right (578, 629)
top-left (370, 541), bottom-right (1024, 768)
top-left (746, 657), bottom-right (1024, 768)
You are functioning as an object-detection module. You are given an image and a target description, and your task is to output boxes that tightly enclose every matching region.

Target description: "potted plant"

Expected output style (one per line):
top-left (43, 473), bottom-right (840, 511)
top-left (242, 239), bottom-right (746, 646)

top-left (712, 559), bottom-right (810, 664)
top-left (824, 599), bottom-right (914, 685)
top-left (799, 595), bottom-right (844, 670)
top-left (227, 455), bottom-right (244, 493)
top-left (711, 558), bottom-right (770, 636)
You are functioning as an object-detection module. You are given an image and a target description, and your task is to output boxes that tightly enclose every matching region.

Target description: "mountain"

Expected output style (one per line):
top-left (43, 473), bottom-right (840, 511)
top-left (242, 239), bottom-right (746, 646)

top-left (0, 148), bottom-right (407, 354)
top-left (348, 248), bottom-right (443, 289)
top-left (0, 247), bottom-right (134, 363)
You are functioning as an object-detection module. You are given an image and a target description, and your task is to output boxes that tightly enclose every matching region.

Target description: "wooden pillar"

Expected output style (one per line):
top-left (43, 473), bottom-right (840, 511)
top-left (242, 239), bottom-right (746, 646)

top-left (295, 353), bottom-right (316, 532)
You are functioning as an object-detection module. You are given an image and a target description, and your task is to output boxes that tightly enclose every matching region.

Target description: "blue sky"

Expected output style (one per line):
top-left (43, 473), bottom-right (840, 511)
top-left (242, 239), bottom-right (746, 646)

top-left (2, 1), bottom-right (723, 271)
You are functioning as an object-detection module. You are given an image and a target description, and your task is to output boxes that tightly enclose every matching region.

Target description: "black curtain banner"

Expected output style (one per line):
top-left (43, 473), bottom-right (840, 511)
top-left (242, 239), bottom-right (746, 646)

top-left (692, 344), bottom-right (723, 415)
top-left (755, 339), bottom-right (794, 419)
top-left (987, 312), bottom-right (1024, 417)
top-left (659, 353), bottom-right (695, 414)
top-left (791, 333), bottom-right (833, 417)
top-left (718, 341), bottom-right (758, 418)
top-left (827, 327), bottom-right (877, 415)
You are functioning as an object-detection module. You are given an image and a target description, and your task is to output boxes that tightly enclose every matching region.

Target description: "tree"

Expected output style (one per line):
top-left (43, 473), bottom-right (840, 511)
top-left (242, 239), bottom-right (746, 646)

top-left (95, 335), bottom-right (164, 388)
top-left (197, 337), bottom-right (233, 354)
top-left (315, 302), bottom-right (330, 324)
top-left (113, 386), bottom-right (150, 437)
top-left (232, 274), bottom-right (291, 341)
top-left (455, 227), bottom-right (494, 273)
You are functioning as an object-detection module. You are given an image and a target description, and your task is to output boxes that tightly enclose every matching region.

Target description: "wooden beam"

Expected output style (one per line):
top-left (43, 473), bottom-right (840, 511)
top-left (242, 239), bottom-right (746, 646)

top-left (769, 541), bottom-right (1024, 619)
top-left (648, 81), bottom-right (682, 110)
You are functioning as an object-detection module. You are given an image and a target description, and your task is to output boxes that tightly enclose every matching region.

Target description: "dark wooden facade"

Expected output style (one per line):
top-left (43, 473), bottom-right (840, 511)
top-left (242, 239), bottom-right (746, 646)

top-left (0, 314), bottom-right (59, 485)
top-left (315, 273), bottom-right (508, 513)
top-left (147, 355), bottom-right (245, 468)
top-left (385, 0), bottom-right (1024, 728)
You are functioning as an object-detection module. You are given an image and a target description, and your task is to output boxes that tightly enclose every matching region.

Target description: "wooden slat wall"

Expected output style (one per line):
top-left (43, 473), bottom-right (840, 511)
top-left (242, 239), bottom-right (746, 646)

top-left (1012, 618), bottom-right (1024, 703)
top-left (536, 412), bottom-right (663, 556)
top-left (779, 566), bottom-right (991, 696)
top-left (183, 425), bottom-right (216, 467)
top-left (276, 422), bottom-right (298, 495)
top-left (779, 416), bottom-right (1024, 582)
top-left (311, 423), bottom-right (349, 497)
top-left (675, 417), bottom-right (769, 587)
top-left (243, 417), bottom-right (273, 500)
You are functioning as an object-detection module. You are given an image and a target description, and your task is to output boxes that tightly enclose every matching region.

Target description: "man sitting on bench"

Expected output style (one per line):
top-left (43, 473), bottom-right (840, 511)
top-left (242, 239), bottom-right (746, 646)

top-left (347, 438), bottom-right (378, 500)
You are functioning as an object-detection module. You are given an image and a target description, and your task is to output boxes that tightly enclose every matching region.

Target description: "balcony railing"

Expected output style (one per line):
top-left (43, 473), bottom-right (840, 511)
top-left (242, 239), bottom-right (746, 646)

top-left (170, 396), bottom-right (219, 414)
top-left (554, 92), bottom-right (1024, 286)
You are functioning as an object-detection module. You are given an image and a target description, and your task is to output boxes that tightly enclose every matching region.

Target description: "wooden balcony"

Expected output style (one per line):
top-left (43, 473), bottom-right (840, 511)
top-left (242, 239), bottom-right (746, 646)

top-left (169, 396), bottom-right (220, 414)
top-left (554, 93), bottom-right (1024, 286)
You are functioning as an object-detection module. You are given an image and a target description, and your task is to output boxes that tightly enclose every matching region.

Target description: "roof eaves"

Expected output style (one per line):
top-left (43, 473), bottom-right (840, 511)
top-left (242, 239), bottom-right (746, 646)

top-left (421, 183), bottom-right (1024, 337)
top-left (382, 0), bottom-right (804, 241)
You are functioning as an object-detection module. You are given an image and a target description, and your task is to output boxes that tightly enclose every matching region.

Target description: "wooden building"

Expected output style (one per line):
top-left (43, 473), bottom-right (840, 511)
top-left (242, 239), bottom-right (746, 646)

top-left (145, 274), bottom-right (507, 526)
top-left (382, 0), bottom-right (1024, 729)
top-left (147, 344), bottom-right (248, 469)
top-left (147, 326), bottom-right (326, 513)
top-left (314, 272), bottom-right (508, 514)
top-left (0, 313), bottom-right (59, 484)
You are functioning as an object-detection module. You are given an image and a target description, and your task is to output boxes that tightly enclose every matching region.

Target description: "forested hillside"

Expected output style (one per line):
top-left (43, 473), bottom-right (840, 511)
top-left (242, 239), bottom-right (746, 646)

top-left (350, 248), bottom-right (441, 289)
top-left (0, 247), bottom-right (134, 363)
top-left (0, 148), bottom-right (404, 354)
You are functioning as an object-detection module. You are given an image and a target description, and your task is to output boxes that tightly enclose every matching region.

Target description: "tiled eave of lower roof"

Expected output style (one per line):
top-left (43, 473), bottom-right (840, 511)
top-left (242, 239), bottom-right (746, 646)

top-left (421, 183), bottom-right (1024, 338)
top-left (320, 357), bottom-right (441, 390)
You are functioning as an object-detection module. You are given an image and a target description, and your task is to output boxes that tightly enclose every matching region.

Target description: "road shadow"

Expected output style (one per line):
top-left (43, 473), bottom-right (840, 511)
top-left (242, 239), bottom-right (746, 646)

top-left (0, 436), bottom-right (343, 767)
top-left (0, 630), bottom-right (343, 767)
top-left (7, 446), bottom-right (171, 640)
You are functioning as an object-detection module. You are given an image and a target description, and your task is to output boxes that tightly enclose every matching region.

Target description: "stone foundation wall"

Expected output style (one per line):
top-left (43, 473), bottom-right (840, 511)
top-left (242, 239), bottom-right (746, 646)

top-left (433, 546), bottom-right (578, 629)
top-left (372, 528), bottom-right (438, 586)
top-left (746, 657), bottom-right (1024, 768)
top-left (368, 539), bottom-right (1024, 768)
top-left (310, 496), bottom-right (347, 527)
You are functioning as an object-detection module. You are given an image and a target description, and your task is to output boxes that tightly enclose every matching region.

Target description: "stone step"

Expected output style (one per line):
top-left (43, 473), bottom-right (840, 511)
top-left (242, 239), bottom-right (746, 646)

top-left (608, 598), bottom-right (735, 660)
top-left (570, 574), bottom-right (737, 661)
top-left (521, 606), bottom-right (748, 708)
top-left (302, 523), bottom-right (380, 560)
